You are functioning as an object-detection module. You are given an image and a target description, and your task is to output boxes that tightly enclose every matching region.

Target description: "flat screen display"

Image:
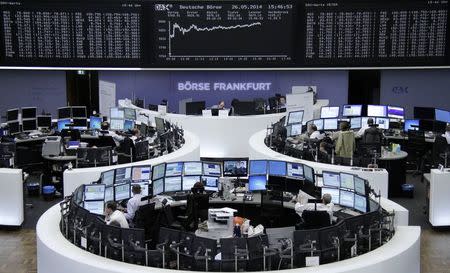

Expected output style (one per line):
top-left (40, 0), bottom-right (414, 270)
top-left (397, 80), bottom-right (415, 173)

top-left (404, 119), bottom-right (419, 132)
top-left (320, 107), bottom-right (340, 119)
top-left (248, 175), bottom-right (267, 191)
top-left (84, 200), bottom-right (104, 215)
top-left (164, 176), bottom-right (182, 192)
top-left (387, 106), bottom-right (404, 119)
top-left (288, 123), bottom-right (303, 136)
top-left (303, 165), bottom-right (314, 183)
top-left (101, 170), bottom-right (115, 187)
top-left (8, 121), bottom-right (20, 134)
top-left (110, 108), bottom-right (125, 119)
top-left (202, 176), bottom-right (219, 191)
top-left (152, 163), bottom-right (166, 180)
top-left (104, 186), bottom-right (113, 202)
top-left (339, 190), bottom-right (354, 208)
top-left (354, 194), bottom-right (367, 213)
top-left (114, 167), bottom-right (131, 184)
top-left (72, 106), bottom-right (87, 118)
top-left (124, 108), bottom-right (136, 120)
top-left (367, 105), bottom-right (387, 117)
top-left (21, 107), bottom-right (37, 119)
top-left (89, 116), bottom-right (102, 130)
top-left (287, 110), bottom-right (304, 125)
top-left (57, 119), bottom-right (71, 132)
top-left (321, 187), bottom-right (339, 204)
top-left (58, 107), bottom-right (71, 119)
top-left (435, 109), bottom-right (450, 123)
top-left (124, 119), bottom-right (134, 131)
top-left (375, 117), bottom-right (390, 130)
top-left (72, 118), bottom-right (87, 130)
top-left (414, 107), bottom-right (435, 120)
top-left (223, 160), bottom-right (248, 177)
top-left (84, 184), bottom-right (105, 201)
top-left (287, 162), bottom-right (303, 177)
top-left (202, 162), bottom-right (221, 176)
top-left (249, 160), bottom-right (267, 175)
top-left (182, 176), bottom-right (200, 191)
top-left (114, 184), bottom-right (131, 201)
top-left (7, 109), bottom-right (19, 121)
top-left (354, 176), bottom-right (366, 195)
top-left (323, 118), bottom-right (338, 130)
top-left (132, 166), bottom-right (151, 183)
top-left (165, 162), bottom-right (183, 176)
top-left (322, 171), bottom-right (340, 188)
top-left (268, 161), bottom-right (287, 176)
top-left (22, 119), bottom-right (37, 132)
top-left (342, 105), bottom-right (362, 117)
top-left (110, 119), bottom-right (124, 130)
top-left (350, 117), bottom-right (362, 129)
top-left (37, 116), bottom-right (52, 128)
top-left (153, 178), bottom-right (164, 195)
top-left (183, 162), bottom-right (203, 176)
top-left (340, 173), bottom-right (354, 190)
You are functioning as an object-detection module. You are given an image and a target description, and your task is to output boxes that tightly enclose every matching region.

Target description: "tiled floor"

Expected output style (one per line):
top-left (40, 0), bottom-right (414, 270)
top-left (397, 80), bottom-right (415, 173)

top-left (0, 229), bottom-right (37, 273)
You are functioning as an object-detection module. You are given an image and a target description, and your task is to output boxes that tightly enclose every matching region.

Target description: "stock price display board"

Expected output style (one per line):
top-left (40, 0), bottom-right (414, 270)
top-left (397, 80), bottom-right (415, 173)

top-left (0, 0), bottom-right (449, 68)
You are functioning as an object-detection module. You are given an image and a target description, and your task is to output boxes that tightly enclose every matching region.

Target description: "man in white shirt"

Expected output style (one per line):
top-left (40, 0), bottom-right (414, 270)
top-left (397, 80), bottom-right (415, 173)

top-left (443, 125), bottom-right (450, 144)
top-left (309, 124), bottom-right (324, 140)
top-left (124, 184), bottom-right (143, 221)
top-left (101, 122), bottom-right (124, 146)
top-left (295, 193), bottom-right (334, 222)
top-left (104, 201), bottom-right (129, 228)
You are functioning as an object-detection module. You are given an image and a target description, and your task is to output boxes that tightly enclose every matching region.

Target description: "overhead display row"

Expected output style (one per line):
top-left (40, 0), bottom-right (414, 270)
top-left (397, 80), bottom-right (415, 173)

top-left (0, 0), bottom-right (449, 68)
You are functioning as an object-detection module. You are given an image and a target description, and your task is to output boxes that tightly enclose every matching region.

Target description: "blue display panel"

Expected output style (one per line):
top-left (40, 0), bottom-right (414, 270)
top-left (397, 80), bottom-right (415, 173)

top-left (165, 162), bottom-right (184, 176)
top-left (322, 171), bottom-right (340, 188)
top-left (248, 175), bottom-right (267, 191)
top-left (287, 162), bottom-right (303, 178)
top-left (249, 160), bottom-right (267, 175)
top-left (268, 161), bottom-right (287, 176)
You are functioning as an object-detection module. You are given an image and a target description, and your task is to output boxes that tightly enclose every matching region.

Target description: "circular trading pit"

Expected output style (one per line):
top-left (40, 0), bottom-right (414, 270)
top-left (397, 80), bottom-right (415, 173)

top-left (59, 159), bottom-right (395, 272)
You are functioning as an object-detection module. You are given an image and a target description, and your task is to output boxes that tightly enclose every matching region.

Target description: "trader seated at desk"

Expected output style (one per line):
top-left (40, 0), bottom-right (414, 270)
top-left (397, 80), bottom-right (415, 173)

top-left (100, 121), bottom-right (124, 146)
top-left (105, 201), bottom-right (129, 228)
top-left (211, 100), bottom-right (226, 110)
top-left (309, 124), bottom-right (324, 140)
top-left (362, 118), bottom-right (383, 143)
top-left (294, 193), bottom-right (334, 223)
top-left (124, 184), bottom-right (144, 222)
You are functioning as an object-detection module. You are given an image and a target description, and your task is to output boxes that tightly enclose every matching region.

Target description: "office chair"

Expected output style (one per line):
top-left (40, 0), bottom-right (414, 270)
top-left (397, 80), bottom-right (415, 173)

top-left (220, 237), bottom-right (249, 272)
top-left (362, 127), bottom-right (383, 144)
top-left (293, 229), bottom-right (320, 268)
top-left (122, 227), bottom-right (160, 266)
top-left (0, 142), bottom-right (16, 168)
top-left (301, 210), bottom-right (331, 230)
top-left (318, 221), bottom-right (346, 264)
top-left (247, 234), bottom-right (270, 271)
top-left (116, 137), bottom-right (134, 164)
top-left (133, 203), bottom-right (159, 243)
top-left (431, 135), bottom-right (449, 168)
top-left (170, 231), bottom-right (196, 270)
top-left (76, 148), bottom-right (96, 168)
top-left (135, 140), bottom-right (150, 161)
top-left (102, 224), bottom-right (124, 261)
top-left (184, 193), bottom-right (210, 231)
top-left (192, 236), bottom-right (218, 271)
top-left (406, 130), bottom-right (427, 175)
top-left (97, 135), bottom-right (117, 148)
top-left (254, 98), bottom-right (267, 114)
top-left (96, 146), bottom-right (112, 166)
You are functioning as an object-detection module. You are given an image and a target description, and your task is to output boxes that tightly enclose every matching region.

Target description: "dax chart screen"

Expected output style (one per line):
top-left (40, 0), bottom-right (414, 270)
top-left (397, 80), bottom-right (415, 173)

top-left (151, 2), bottom-right (297, 66)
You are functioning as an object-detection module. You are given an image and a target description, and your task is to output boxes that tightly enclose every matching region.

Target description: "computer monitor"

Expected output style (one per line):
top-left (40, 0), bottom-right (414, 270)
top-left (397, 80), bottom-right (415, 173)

top-left (404, 119), bottom-right (419, 132)
top-left (37, 115), bottom-right (52, 128)
top-left (350, 117), bottom-right (361, 129)
top-left (186, 101), bottom-right (206, 115)
top-left (124, 120), bottom-right (134, 131)
top-left (84, 184), bottom-right (105, 201)
top-left (72, 106), bottom-right (87, 118)
top-left (303, 165), bottom-right (314, 183)
top-left (285, 178), bottom-right (302, 193)
top-left (101, 169), bottom-right (115, 187)
top-left (249, 160), bottom-right (267, 175)
top-left (57, 119), bottom-right (71, 132)
top-left (139, 123), bottom-right (148, 136)
top-left (110, 108), bottom-right (125, 119)
top-left (322, 171), bottom-right (340, 188)
top-left (202, 176), bottom-right (219, 191)
top-left (342, 105), bottom-right (362, 117)
top-left (287, 110), bottom-right (304, 125)
top-left (320, 106), bottom-right (340, 119)
top-left (268, 160), bottom-right (287, 176)
top-left (387, 106), bottom-right (404, 119)
top-left (267, 176), bottom-right (286, 191)
top-left (183, 162), bottom-right (202, 176)
top-left (375, 117), bottom-right (390, 130)
top-left (8, 121), bottom-right (20, 135)
top-left (165, 162), bottom-right (183, 177)
top-left (165, 176), bottom-right (182, 192)
top-left (223, 159), bottom-right (248, 177)
top-left (354, 194), bottom-right (367, 213)
top-left (435, 109), bottom-right (450, 123)
top-left (414, 106), bottom-right (435, 120)
top-left (367, 105), bottom-right (387, 117)
top-left (340, 173), bottom-right (354, 190)
top-left (248, 175), bottom-right (267, 191)
top-left (152, 178), bottom-right (164, 195)
top-left (182, 176), bottom-right (201, 191)
top-left (22, 119), bottom-right (37, 132)
top-left (124, 108), bottom-right (136, 120)
top-left (202, 162), bottom-right (221, 176)
top-left (114, 167), bottom-right (132, 185)
top-left (83, 200), bottom-right (104, 215)
top-left (339, 190), bottom-right (354, 207)
top-left (233, 101), bottom-right (256, 115)
top-left (420, 119), bottom-right (434, 131)
top-left (155, 117), bottom-right (165, 134)
top-left (321, 187), bottom-right (340, 204)
top-left (89, 116), bottom-right (102, 130)
top-left (58, 107), bottom-right (71, 119)
top-left (7, 108), bottom-right (19, 121)
top-left (21, 107), bottom-right (37, 119)
top-left (110, 119), bottom-right (124, 130)
top-left (131, 166), bottom-right (151, 183)
top-left (152, 163), bottom-right (166, 180)
top-left (72, 118), bottom-right (87, 130)
top-left (323, 118), bottom-right (338, 130)
top-left (288, 123), bottom-right (302, 136)
top-left (104, 186), bottom-right (113, 202)
top-left (354, 176), bottom-right (366, 195)
top-left (287, 162), bottom-right (303, 178)
top-left (131, 182), bottom-right (149, 197)
top-left (312, 119), bottom-right (324, 131)
top-left (114, 184), bottom-right (131, 201)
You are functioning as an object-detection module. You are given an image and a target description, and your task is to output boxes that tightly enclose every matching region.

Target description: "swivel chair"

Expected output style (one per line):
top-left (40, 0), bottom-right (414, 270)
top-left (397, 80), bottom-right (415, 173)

top-left (301, 210), bottom-right (331, 230)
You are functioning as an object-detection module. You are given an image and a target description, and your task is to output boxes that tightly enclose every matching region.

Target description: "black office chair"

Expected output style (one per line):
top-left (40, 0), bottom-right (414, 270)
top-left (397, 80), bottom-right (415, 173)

top-left (96, 146), bottom-right (112, 166)
top-left (293, 229), bottom-right (320, 268)
top-left (431, 135), bottom-right (449, 168)
top-left (117, 137), bottom-right (134, 164)
top-left (135, 140), bottom-right (149, 161)
top-left (76, 148), bottom-right (96, 168)
top-left (97, 135), bottom-right (117, 148)
top-left (102, 224), bottom-right (124, 261)
top-left (247, 234), bottom-right (270, 271)
top-left (406, 130), bottom-right (427, 175)
top-left (0, 142), bottom-right (16, 168)
top-left (192, 236), bottom-right (219, 271)
top-left (301, 210), bottom-right (331, 230)
top-left (184, 193), bottom-right (210, 231)
top-left (362, 127), bottom-right (383, 144)
top-left (133, 203), bottom-right (159, 243)
top-left (220, 237), bottom-right (249, 272)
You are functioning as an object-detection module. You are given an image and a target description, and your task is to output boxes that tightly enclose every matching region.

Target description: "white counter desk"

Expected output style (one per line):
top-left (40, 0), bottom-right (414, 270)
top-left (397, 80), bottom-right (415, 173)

top-left (249, 130), bottom-right (390, 199)
top-left (119, 100), bottom-right (285, 158)
top-left (36, 200), bottom-right (419, 273)
top-left (63, 130), bottom-right (200, 197)
top-left (429, 168), bottom-right (450, 227)
top-left (0, 168), bottom-right (23, 226)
